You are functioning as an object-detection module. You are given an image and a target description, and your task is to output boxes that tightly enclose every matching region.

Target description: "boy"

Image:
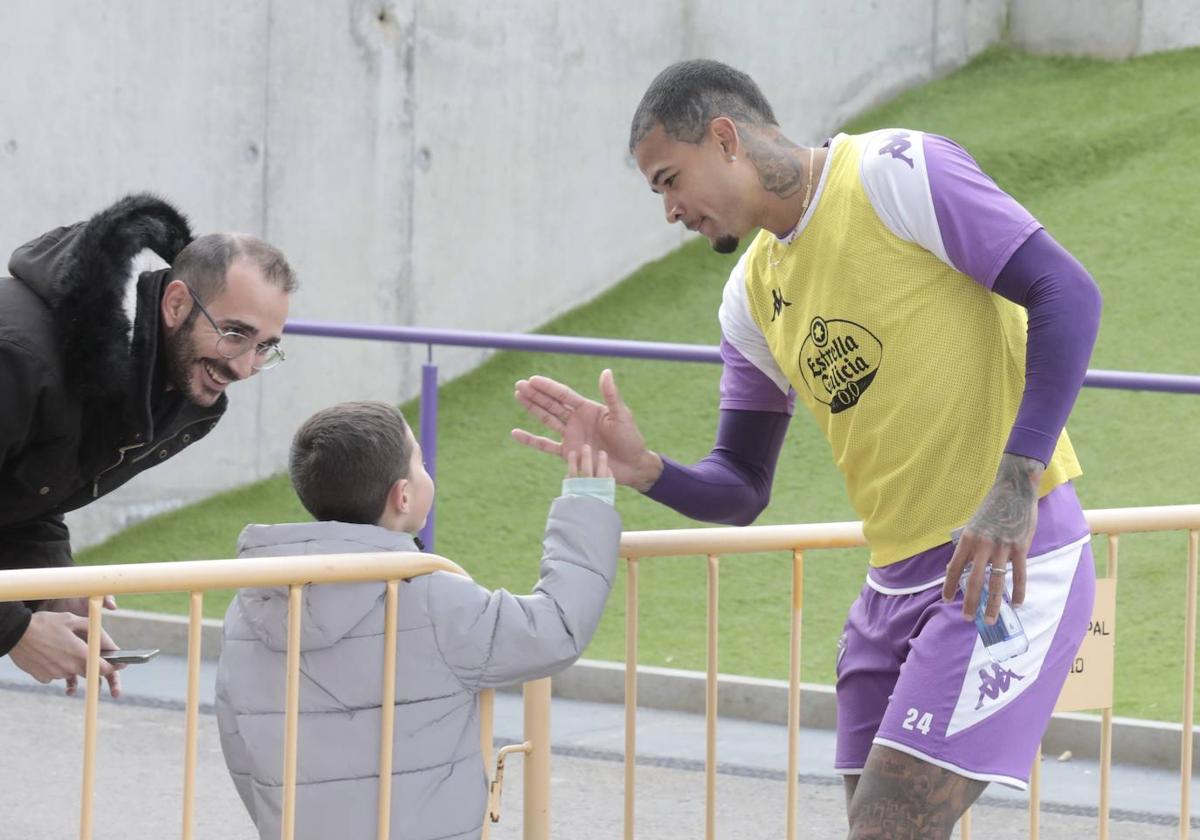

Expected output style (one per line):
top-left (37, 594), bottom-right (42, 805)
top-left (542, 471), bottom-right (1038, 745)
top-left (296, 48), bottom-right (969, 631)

top-left (215, 401), bottom-right (619, 840)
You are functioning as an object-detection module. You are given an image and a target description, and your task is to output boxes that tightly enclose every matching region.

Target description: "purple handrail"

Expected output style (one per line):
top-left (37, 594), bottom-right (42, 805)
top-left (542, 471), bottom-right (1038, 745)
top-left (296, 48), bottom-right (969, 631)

top-left (285, 320), bottom-right (722, 363)
top-left (285, 321), bottom-right (1200, 392)
top-left (1074, 369), bottom-right (1200, 394)
top-left (284, 319), bottom-right (1200, 549)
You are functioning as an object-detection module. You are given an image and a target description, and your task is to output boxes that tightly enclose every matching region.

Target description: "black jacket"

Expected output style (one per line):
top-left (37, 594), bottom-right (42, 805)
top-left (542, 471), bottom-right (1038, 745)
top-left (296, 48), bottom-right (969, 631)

top-left (0, 194), bottom-right (228, 654)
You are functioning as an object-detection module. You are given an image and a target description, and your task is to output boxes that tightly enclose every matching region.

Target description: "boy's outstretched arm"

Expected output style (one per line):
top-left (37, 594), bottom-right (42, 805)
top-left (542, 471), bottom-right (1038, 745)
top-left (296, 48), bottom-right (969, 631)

top-left (429, 447), bottom-right (622, 689)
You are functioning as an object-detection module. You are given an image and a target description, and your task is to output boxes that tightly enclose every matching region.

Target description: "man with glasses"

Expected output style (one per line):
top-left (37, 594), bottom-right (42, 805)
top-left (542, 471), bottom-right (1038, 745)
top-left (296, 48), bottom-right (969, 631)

top-left (0, 193), bottom-right (296, 694)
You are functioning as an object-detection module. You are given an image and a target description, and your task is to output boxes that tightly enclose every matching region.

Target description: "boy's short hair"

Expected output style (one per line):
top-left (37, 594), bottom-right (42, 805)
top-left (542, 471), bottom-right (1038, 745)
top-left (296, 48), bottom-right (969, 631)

top-left (289, 401), bottom-right (412, 524)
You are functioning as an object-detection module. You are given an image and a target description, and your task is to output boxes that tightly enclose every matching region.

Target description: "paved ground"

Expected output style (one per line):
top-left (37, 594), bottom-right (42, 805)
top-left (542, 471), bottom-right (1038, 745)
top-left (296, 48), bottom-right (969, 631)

top-left (1, 654), bottom-right (1194, 839)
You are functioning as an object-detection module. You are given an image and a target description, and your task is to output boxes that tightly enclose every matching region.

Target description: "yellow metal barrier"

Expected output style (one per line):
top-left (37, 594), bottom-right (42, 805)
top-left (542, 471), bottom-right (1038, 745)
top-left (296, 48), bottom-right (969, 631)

top-left (0, 552), bottom-right (552, 840)
top-left (2, 504), bottom-right (1196, 838)
top-left (617, 504), bottom-right (1200, 840)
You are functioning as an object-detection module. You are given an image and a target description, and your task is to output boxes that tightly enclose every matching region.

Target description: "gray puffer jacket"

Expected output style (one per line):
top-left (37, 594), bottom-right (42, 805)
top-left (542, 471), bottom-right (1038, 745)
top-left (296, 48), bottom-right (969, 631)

top-left (215, 494), bottom-right (619, 840)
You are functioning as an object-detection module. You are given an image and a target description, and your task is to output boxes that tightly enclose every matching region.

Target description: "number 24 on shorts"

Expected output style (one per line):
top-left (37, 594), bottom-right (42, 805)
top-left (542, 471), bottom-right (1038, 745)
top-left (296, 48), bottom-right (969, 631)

top-left (902, 707), bottom-right (933, 735)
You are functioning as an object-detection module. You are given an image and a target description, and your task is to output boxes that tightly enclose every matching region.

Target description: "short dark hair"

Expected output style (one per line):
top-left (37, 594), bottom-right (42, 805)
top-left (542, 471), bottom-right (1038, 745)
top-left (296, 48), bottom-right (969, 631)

top-left (171, 232), bottom-right (298, 303)
top-left (289, 401), bottom-right (413, 524)
top-left (629, 59), bottom-right (779, 153)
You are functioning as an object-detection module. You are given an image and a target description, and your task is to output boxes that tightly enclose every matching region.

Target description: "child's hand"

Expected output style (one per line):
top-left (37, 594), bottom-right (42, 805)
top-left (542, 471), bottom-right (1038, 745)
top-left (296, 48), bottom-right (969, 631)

top-left (566, 444), bottom-right (611, 479)
top-left (563, 445), bottom-right (616, 505)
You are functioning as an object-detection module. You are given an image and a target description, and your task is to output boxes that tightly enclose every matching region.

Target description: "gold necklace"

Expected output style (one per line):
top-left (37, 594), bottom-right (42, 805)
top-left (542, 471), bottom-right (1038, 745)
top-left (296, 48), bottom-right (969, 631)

top-left (768, 146), bottom-right (817, 268)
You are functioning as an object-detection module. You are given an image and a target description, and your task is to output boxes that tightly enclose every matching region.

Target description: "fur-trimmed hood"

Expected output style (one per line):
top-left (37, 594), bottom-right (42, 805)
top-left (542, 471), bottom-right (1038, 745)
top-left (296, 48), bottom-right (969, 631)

top-left (7, 193), bottom-right (193, 403)
top-left (0, 193), bottom-right (227, 553)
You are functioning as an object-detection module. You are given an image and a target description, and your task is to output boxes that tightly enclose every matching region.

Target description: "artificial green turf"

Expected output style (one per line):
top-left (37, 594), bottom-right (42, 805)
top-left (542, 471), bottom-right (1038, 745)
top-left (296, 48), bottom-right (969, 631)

top-left (79, 47), bottom-right (1200, 721)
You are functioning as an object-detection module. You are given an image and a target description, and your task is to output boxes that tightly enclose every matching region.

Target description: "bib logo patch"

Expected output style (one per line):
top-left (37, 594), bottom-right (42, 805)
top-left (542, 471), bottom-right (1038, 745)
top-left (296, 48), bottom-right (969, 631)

top-left (798, 316), bottom-right (882, 413)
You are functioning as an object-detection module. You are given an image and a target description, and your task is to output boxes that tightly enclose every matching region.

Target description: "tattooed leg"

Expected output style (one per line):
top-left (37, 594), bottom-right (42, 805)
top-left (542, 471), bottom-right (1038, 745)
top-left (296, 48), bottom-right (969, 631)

top-left (846, 745), bottom-right (986, 840)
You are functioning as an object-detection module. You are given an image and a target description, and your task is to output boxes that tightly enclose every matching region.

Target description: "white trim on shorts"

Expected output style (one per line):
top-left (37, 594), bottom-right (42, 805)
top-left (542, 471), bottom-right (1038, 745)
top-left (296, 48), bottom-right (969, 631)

top-left (864, 533), bottom-right (1092, 597)
top-left (872, 737), bottom-right (1028, 791)
top-left (865, 575), bottom-right (946, 596)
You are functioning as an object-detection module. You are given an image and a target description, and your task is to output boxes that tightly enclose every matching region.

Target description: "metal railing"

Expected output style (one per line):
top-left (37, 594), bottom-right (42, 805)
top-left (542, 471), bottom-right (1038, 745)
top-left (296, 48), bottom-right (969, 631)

top-left (7, 321), bottom-right (1191, 837)
top-left (283, 318), bottom-right (1200, 553)
top-left (3, 506), bottom-right (1197, 838)
top-left (0, 553), bottom-right (553, 840)
top-left (617, 504), bottom-right (1200, 840)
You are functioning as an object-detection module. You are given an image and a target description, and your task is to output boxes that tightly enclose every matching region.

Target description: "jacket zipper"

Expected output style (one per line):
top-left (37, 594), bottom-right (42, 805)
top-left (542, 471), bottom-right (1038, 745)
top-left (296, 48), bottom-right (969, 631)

top-left (90, 413), bottom-right (221, 498)
top-left (92, 442), bottom-right (147, 498)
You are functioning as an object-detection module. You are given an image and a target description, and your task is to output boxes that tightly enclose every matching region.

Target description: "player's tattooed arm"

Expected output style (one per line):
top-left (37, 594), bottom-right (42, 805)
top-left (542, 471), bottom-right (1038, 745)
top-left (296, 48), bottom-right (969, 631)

top-left (943, 453), bottom-right (1045, 617)
top-left (740, 130), bottom-right (805, 197)
top-left (968, 453), bottom-right (1044, 545)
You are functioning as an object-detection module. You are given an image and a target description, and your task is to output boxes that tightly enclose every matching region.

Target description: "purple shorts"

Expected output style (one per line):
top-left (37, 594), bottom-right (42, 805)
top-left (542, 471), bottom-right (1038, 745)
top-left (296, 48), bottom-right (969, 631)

top-left (834, 482), bottom-right (1095, 789)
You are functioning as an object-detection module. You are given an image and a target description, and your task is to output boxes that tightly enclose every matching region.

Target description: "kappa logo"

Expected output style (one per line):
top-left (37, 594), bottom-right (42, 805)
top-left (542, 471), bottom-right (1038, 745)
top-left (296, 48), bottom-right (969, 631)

top-left (878, 131), bottom-right (915, 169)
top-left (975, 662), bottom-right (1025, 710)
top-left (797, 316), bottom-right (883, 414)
top-left (770, 288), bottom-right (792, 322)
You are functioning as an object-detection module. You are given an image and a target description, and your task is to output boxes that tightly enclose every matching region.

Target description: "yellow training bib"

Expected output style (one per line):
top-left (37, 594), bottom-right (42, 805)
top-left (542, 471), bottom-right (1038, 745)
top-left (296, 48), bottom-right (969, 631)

top-left (742, 134), bottom-right (1080, 566)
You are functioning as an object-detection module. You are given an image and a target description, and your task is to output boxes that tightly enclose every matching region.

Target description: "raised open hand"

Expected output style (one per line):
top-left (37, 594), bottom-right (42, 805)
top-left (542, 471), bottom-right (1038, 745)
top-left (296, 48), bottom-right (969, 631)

top-left (512, 369), bottom-right (663, 491)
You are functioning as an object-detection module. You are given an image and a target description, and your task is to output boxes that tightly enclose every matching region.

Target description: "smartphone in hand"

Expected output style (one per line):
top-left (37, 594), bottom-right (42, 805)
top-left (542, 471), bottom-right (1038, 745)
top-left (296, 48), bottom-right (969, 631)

top-left (100, 648), bottom-right (160, 664)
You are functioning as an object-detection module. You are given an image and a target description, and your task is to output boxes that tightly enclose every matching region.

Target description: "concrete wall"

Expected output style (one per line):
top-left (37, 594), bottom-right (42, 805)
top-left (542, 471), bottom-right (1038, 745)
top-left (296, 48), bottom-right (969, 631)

top-left (0, 0), bottom-right (1189, 548)
top-left (686, 0), bottom-right (1009, 142)
top-left (1140, 0), bottom-right (1200, 55)
top-left (1011, 0), bottom-right (1200, 58)
top-left (407, 1), bottom-right (690, 375)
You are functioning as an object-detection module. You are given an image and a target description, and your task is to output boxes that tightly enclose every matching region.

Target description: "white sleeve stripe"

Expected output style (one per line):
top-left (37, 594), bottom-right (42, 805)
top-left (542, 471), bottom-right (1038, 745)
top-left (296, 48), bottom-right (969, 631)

top-left (859, 129), bottom-right (954, 270)
top-left (717, 251), bottom-right (791, 395)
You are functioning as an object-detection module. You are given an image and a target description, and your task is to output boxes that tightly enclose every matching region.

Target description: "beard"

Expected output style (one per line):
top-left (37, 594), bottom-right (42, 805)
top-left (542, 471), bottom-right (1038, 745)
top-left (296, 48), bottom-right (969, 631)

top-left (164, 318), bottom-right (236, 406)
top-left (712, 234), bottom-right (740, 254)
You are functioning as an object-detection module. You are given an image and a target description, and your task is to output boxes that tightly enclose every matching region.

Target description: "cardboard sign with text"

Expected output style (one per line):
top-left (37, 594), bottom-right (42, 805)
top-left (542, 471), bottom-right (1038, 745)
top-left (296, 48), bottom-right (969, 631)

top-left (1055, 578), bottom-right (1117, 713)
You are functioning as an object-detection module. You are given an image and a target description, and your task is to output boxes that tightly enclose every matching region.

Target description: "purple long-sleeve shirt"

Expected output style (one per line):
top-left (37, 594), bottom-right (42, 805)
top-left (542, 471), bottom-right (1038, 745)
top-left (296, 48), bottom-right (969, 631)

top-left (647, 131), bottom-right (1101, 528)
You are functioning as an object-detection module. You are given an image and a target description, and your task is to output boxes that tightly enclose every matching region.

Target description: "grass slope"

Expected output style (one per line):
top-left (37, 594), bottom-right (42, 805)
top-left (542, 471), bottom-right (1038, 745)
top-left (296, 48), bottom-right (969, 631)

top-left (80, 48), bottom-right (1200, 721)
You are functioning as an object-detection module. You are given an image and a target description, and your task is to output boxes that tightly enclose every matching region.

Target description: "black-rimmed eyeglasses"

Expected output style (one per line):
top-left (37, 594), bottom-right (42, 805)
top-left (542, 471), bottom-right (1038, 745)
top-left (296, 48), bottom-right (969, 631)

top-left (185, 285), bottom-right (285, 371)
